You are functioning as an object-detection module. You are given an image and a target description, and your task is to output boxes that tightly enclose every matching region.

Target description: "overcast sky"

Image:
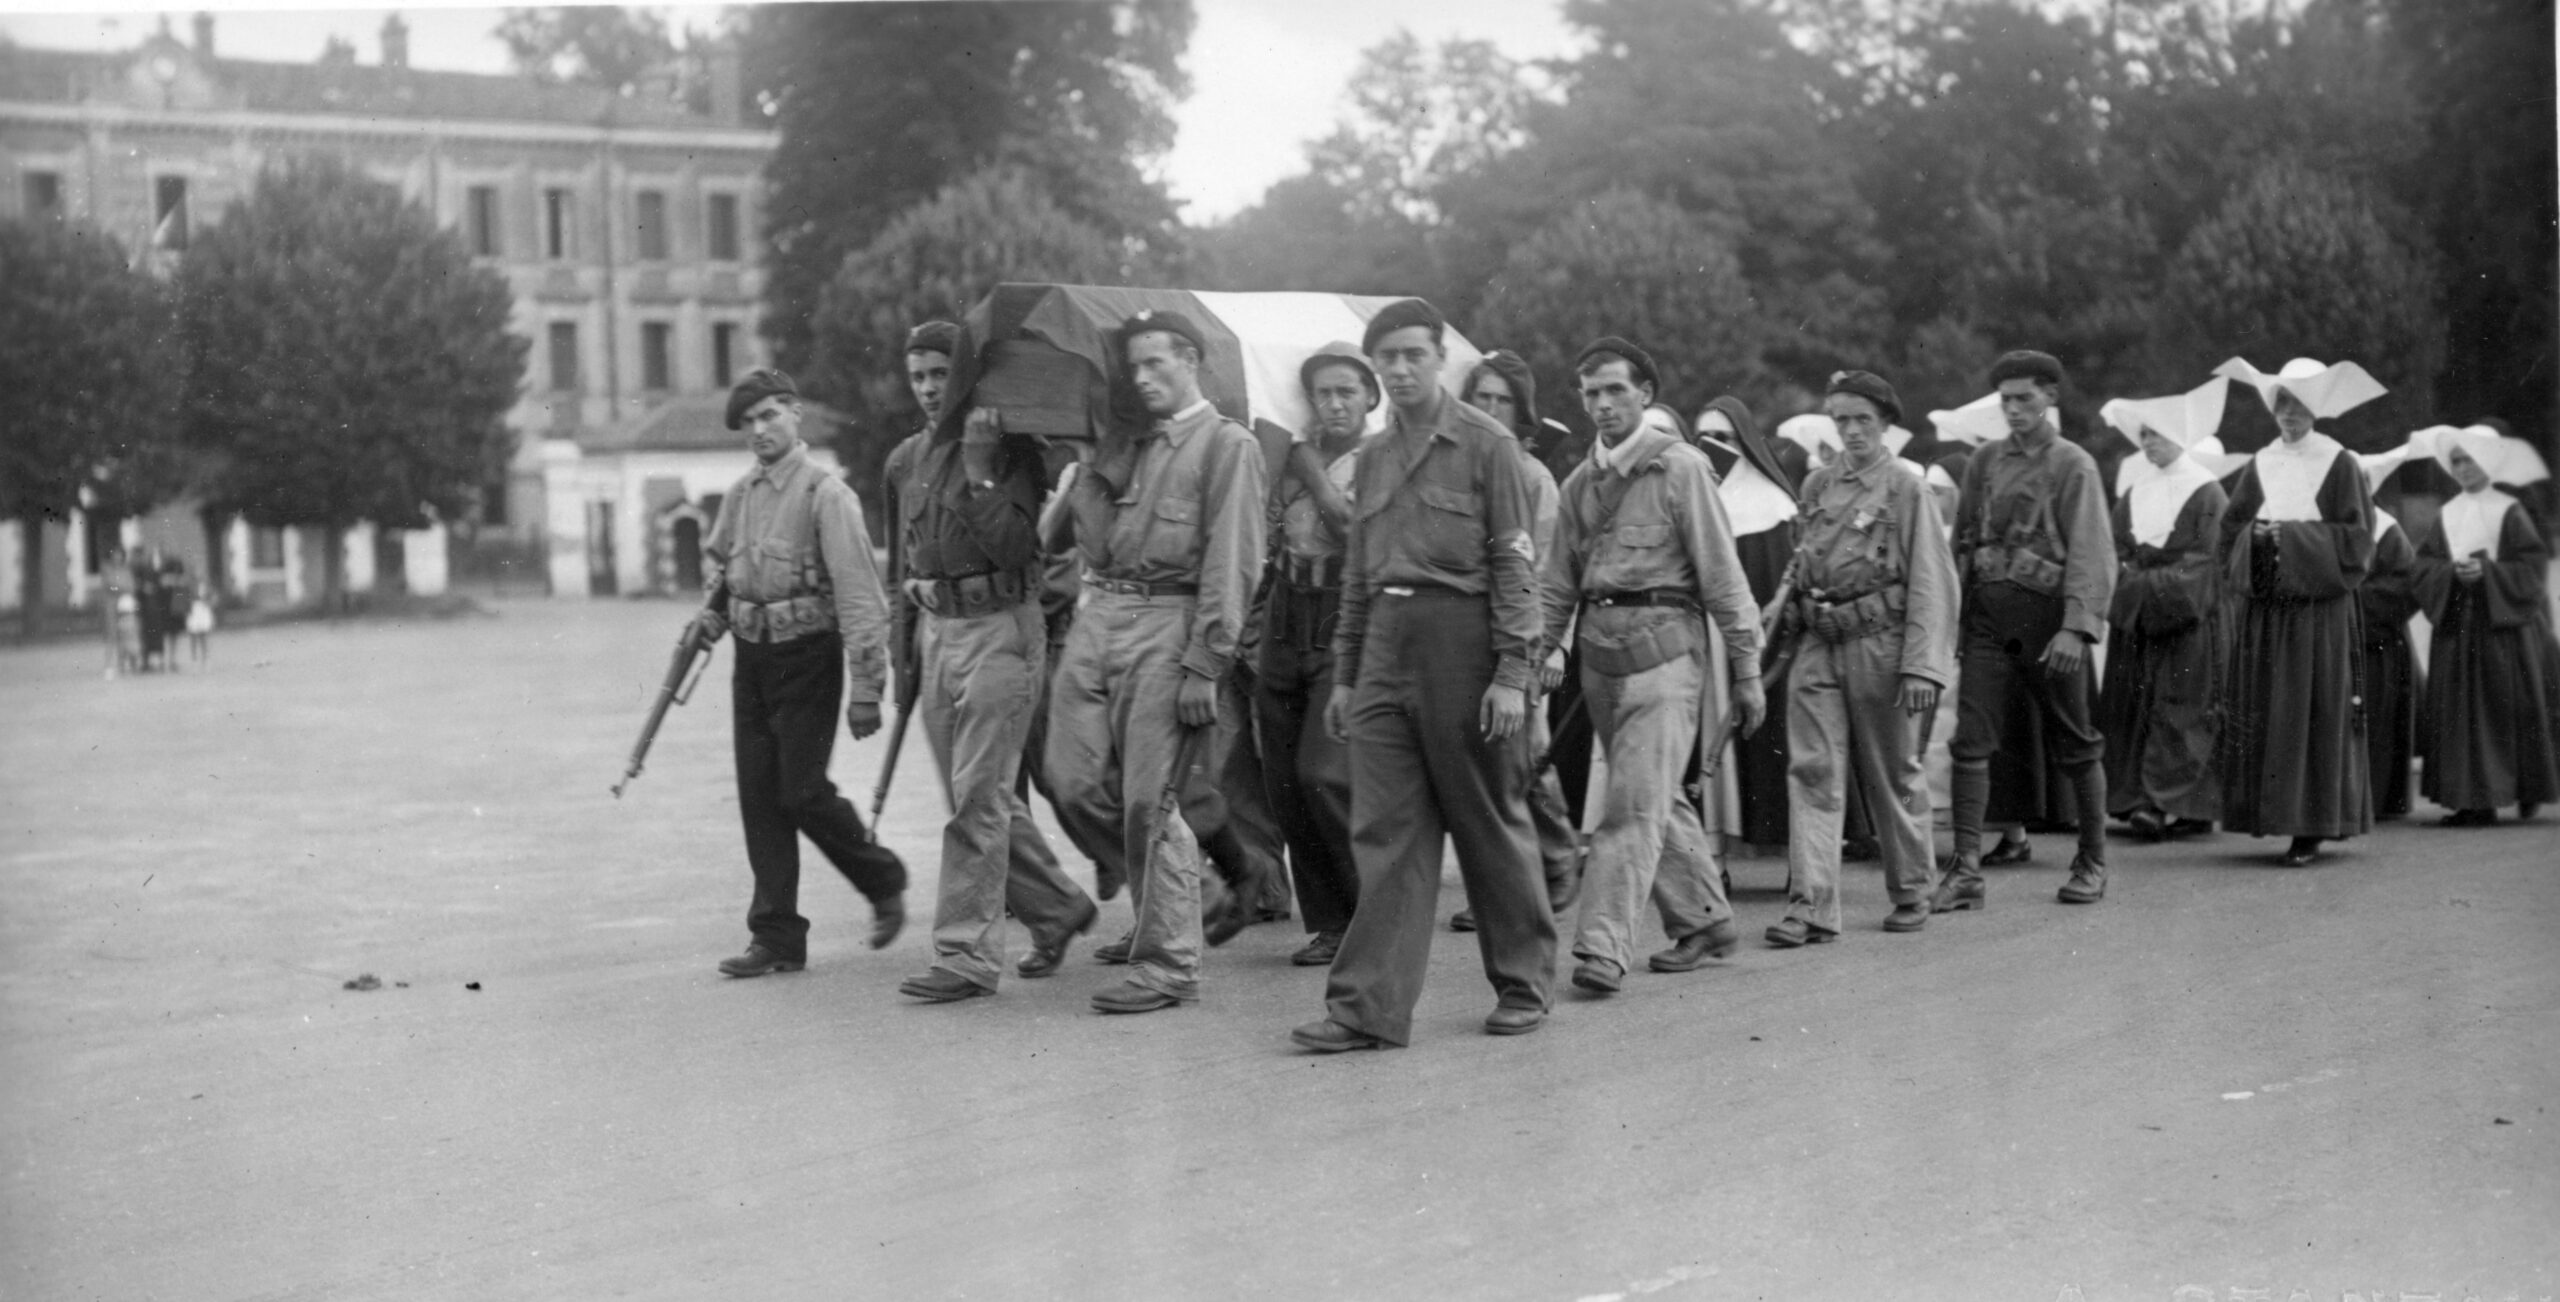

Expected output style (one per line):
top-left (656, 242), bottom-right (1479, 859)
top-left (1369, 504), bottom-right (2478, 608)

top-left (0, 0), bottom-right (1584, 222)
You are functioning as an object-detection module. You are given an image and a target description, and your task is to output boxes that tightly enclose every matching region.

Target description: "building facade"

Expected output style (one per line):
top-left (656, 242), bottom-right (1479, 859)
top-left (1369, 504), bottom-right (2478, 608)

top-left (0, 13), bottom-right (781, 612)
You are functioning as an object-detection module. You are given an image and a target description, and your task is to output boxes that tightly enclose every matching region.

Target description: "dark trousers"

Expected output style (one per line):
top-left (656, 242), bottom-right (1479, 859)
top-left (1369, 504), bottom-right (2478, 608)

top-left (1258, 629), bottom-right (1356, 936)
top-left (733, 633), bottom-right (905, 959)
top-left (1950, 586), bottom-right (2106, 871)
top-left (1325, 592), bottom-right (1555, 1045)
top-left (1547, 647), bottom-right (1594, 823)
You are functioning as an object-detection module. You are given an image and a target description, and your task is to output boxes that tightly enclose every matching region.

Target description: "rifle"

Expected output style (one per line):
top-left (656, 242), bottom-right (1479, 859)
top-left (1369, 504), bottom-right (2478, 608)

top-left (868, 704), bottom-right (913, 831)
top-left (612, 589), bottom-right (723, 798)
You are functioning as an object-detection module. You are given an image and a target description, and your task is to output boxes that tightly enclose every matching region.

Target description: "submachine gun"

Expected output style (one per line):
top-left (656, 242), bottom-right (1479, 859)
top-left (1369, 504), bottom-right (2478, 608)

top-left (612, 586), bottom-right (725, 798)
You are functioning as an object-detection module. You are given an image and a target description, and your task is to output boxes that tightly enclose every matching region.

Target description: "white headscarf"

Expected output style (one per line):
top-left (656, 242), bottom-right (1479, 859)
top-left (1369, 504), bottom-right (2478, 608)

top-left (1776, 413), bottom-right (1839, 462)
top-left (2435, 425), bottom-right (2522, 558)
top-left (2356, 446), bottom-right (2413, 540)
top-left (1927, 392), bottom-right (2006, 448)
top-left (2103, 379), bottom-right (2229, 548)
top-left (2215, 356), bottom-right (2388, 420)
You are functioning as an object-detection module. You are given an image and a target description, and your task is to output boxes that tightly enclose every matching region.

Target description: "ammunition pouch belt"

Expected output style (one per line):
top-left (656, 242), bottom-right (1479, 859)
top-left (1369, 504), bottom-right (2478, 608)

top-left (1578, 604), bottom-right (1706, 677)
top-left (1278, 551), bottom-right (1346, 592)
top-left (1797, 586), bottom-right (1906, 645)
top-left (728, 594), bottom-right (833, 644)
top-left (1586, 587), bottom-right (1701, 611)
top-left (1971, 543), bottom-right (2068, 597)
top-left (1082, 572), bottom-right (1199, 599)
top-left (906, 566), bottom-right (1037, 619)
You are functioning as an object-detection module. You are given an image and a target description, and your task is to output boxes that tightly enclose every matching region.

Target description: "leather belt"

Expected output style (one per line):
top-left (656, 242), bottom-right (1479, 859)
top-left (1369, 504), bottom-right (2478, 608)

top-left (1279, 552), bottom-right (1345, 590)
top-left (1380, 583), bottom-right (1473, 598)
top-left (905, 566), bottom-right (1035, 619)
top-left (1082, 572), bottom-right (1199, 598)
top-left (1587, 588), bottom-right (1699, 610)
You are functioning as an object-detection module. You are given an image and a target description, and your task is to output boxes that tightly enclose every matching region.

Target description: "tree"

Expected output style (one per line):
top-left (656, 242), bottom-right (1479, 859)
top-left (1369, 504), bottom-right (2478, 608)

top-left (2154, 160), bottom-right (2442, 447)
top-left (809, 167), bottom-right (1141, 510)
top-left (0, 219), bottom-right (184, 633)
top-left (744, 1), bottom-right (1195, 384)
top-left (495, 7), bottom-right (679, 93)
top-left (1304, 32), bottom-right (1541, 228)
top-left (176, 156), bottom-right (527, 607)
top-left (1471, 189), bottom-right (1767, 428)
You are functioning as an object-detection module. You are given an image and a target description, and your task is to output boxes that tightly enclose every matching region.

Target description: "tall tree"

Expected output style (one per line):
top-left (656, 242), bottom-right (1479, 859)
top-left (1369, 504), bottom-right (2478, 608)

top-left (0, 219), bottom-right (184, 633)
top-left (177, 156), bottom-right (526, 607)
top-left (495, 7), bottom-right (680, 94)
top-left (745, 1), bottom-right (1194, 385)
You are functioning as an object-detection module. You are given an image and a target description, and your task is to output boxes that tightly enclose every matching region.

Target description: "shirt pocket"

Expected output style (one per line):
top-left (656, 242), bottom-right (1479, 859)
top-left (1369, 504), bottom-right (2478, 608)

top-left (1415, 481), bottom-right (1482, 570)
top-left (1140, 495), bottom-right (1203, 571)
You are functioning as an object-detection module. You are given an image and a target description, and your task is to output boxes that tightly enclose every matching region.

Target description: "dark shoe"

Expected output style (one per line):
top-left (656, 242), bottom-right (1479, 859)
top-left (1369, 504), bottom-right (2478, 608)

top-left (1930, 875), bottom-right (1987, 913)
top-left (1763, 917), bottom-right (1836, 949)
top-left (1017, 896), bottom-right (1099, 979)
top-left (1982, 837), bottom-right (2034, 867)
top-left (1290, 1018), bottom-right (1387, 1052)
top-left (2518, 801), bottom-right (2542, 821)
top-left (1092, 933), bottom-right (1134, 965)
top-left (717, 945), bottom-right (804, 978)
top-left (1841, 836), bottom-right (1880, 862)
top-left (2438, 808), bottom-right (2497, 828)
top-left (1289, 932), bottom-right (1342, 967)
top-left (2278, 836), bottom-right (2324, 867)
top-left (897, 970), bottom-right (992, 1003)
top-left (2126, 808), bottom-right (2167, 841)
top-left (1483, 1006), bottom-right (1545, 1036)
top-left (1569, 958), bottom-right (1624, 994)
top-left (2164, 817), bottom-right (2214, 839)
top-left (1883, 903), bottom-right (1929, 932)
top-left (1090, 981), bottom-right (1186, 1014)
top-left (1095, 863), bottom-right (1124, 902)
top-left (1256, 906), bottom-right (1294, 923)
top-left (1205, 862), bottom-right (1272, 948)
top-left (2057, 855), bottom-right (2107, 904)
top-left (868, 894), bottom-right (906, 950)
top-left (1449, 909), bottom-right (1477, 933)
top-left (1648, 920), bottom-right (1740, 972)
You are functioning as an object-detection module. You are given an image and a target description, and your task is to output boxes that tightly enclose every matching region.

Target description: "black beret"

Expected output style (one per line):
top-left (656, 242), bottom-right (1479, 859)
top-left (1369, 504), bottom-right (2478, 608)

top-left (1299, 341), bottom-right (1379, 404)
top-left (1113, 308), bottom-right (1207, 362)
top-left (725, 367), bottom-right (798, 430)
top-left (1825, 369), bottom-right (1903, 424)
top-left (1988, 349), bottom-right (2066, 388)
top-left (904, 320), bottom-right (960, 357)
top-left (1574, 336), bottom-right (1659, 393)
top-left (1360, 298), bottom-right (1445, 356)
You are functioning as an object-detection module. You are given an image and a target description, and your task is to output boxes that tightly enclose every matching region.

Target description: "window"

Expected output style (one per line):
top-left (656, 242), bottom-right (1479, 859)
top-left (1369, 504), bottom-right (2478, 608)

top-left (548, 322), bottom-right (580, 393)
top-left (711, 322), bottom-right (737, 388)
top-left (706, 192), bottom-right (740, 262)
top-left (641, 322), bottom-right (673, 391)
top-left (250, 526), bottom-right (285, 569)
top-left (543, 187), bottom-right (573, 260)
top-left (481, 476), bottom-right (510, 526)
top-left (22, 171), bottom-right (63, 223)
top-left (153, 175), bottom-right (189, 250)
top-left (634, 189), bottom-right (667, 261)
top-left (467, 185), bottom-right (501, 256)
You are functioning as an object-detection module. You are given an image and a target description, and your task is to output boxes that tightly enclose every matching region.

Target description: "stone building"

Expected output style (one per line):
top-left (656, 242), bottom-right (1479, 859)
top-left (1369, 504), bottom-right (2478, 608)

top-left (0, 12), bottom-right (785, 613)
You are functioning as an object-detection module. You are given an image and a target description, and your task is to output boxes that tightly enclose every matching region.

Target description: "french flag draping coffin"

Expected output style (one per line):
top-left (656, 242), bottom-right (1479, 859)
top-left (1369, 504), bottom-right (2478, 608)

top-left (938, 283), bottom-right (1486, 487)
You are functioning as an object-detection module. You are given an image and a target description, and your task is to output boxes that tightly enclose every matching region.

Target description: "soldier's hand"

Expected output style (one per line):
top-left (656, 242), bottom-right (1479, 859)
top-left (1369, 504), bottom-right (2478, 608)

top-left (1177, 671), bottom-right (1221, 728)
top-left (1898, 674), bottom-right (1940, 716)
top-left (846, 700), bottom-right (883, 740)
top-left (2038, 630), bottom-right (2087, 676)
top-left (690, 607), bottom-right (728, 645)
top-left (1480, 683), bottom-right (1527, 741)
top-left (1732, 673), bottom-right (1767, 737)
top-left (962, 408), bottom-right (1002, 482)
top-left (1325, 685), bottom-right (1353, 742)
top-left (1540, 648), bottom-right (1567, 693)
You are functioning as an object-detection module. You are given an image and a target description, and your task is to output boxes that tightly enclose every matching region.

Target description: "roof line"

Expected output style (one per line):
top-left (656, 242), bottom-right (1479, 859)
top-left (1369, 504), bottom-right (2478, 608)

top-left (0, 99), bottom-right (775, 150)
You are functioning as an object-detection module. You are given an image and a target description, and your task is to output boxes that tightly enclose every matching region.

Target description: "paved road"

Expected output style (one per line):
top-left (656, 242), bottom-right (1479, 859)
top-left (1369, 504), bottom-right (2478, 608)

top-left (2, 598), bottom-right (2552, 1302)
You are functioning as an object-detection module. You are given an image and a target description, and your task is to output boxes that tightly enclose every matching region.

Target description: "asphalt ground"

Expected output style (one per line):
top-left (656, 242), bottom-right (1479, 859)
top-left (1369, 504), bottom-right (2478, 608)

top-left (2, 597), bottom-right (2553, 1302)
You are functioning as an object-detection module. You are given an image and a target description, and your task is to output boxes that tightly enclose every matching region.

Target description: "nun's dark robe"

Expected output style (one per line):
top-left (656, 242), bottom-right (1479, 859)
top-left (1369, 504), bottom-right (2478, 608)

top-left (2215, 449), bottom-right (2375, 838)
top-left (1728, 523), bottom-right (1797, 846)
top-left (2358, 522), bottom-right (2422, 819)
top-left (2413, 500), bottom-right (2560, 812)
top-left (2100, 478), bottom-right (2227, 821)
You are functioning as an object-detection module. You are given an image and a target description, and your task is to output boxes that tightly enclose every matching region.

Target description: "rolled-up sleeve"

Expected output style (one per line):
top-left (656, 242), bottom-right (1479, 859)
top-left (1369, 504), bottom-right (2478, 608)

top-left (1182, 423), bottom-right (1269, 680)
top-left (815, 481), bottom-right (891, 704)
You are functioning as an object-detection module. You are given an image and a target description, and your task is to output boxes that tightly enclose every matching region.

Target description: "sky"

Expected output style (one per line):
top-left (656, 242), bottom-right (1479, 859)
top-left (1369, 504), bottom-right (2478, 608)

top-left (0, 0), bottom-right (1585, 222)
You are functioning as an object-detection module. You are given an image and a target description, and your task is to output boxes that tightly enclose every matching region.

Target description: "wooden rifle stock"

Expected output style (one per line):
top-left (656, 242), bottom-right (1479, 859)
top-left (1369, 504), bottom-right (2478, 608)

top-left (612, 590), bottom-right (723, 798)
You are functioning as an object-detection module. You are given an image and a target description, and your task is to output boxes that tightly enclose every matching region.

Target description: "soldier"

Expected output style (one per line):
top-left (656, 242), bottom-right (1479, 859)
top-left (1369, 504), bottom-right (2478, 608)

top-left (1934, 351), bottom-right (2118, 911)
top-left (1543, 339), bottom-right (1765, 993)
top-left (884, 322), bottom-right (1102, 1003)
top-left (1256, 342), bottom-right (1374, 967)
top-left (1766, 370), bottom-right (1958, 947)
top-left (1044, 310), bottom-right (1266, 1014)
top-left (699, 368), bottom-right (907, 977)
top-left (1291, 298), bottom-right (1555, 1051)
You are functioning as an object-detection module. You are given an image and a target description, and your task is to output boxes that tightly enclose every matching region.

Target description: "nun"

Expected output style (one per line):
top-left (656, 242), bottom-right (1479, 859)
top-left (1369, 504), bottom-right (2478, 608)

top-left (2411, 424), bottom-right (2560, 825)
top-left (2210, 356), bottom-right (2385, 866)
top-left (2094, 379), bottom-right (2231, 840)
top-left (2355, 441), bottom-right (2425, 821)
top-left (1691, 396), bottom-right (1799, 850)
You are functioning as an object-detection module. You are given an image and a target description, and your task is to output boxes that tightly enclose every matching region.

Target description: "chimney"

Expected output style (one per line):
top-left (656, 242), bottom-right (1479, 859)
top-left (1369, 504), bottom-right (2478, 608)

top-left (709, 40), bottom-right (741, 126)
top-left (380, 13), bottom-right (409, 70)
top-left (192, 12), bottom-right (215, 59)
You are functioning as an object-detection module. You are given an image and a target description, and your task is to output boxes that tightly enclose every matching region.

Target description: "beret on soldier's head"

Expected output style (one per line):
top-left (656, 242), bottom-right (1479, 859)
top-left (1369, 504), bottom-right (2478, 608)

top-left (1113, 308), bottom-right (1208, 363)
top-left (904, 320), bottom-right (960, 358)
top-left (1988, 349), bottom-right (2066, 389)
top-left (1574, 335), bottom-right (1659, 394)
top-left (1360, 298), bottom-right (1445, 356)
top-left (725, 367), bottom-right (799, 429)
top-left (1825, 369), bottom-right (1903, 424)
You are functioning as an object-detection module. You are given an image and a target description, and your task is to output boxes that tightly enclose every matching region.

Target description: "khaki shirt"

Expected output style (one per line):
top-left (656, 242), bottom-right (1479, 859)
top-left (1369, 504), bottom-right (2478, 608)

top-left (1953, 423), bottom-right (2117, 640)
top-left (1061, 399), bottom-right (1266, 679)
top-left (1791, 452), bottom-right (1959, 689)
top-left (1543, 435), bottom-right (1762, 678)
top-left (1334, 393), bottom-right (1541, 692)
top-left (703, 443), bottom-right (891, 703)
